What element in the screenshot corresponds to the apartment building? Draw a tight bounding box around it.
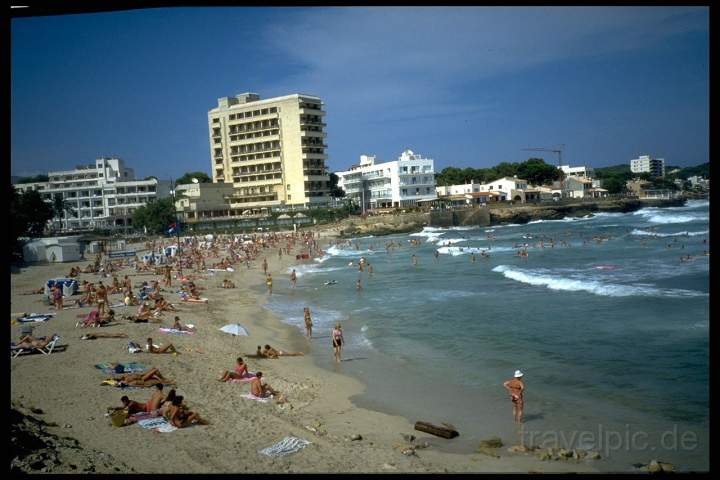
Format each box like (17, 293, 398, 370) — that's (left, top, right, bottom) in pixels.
(335, 149, 436, 210)
(630, 155, 665, 177)
(208, 92, 331, 209)
(174, 182, 237, 223)
(13, 157, 171, 231)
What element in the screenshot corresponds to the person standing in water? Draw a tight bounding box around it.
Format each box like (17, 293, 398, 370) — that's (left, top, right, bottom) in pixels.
(290, 269, 297, 289)
(262, 258, 268, 275)
(303, 307, 313, 339)
(434, 250, 439, 262)
(332, 323, 344, 362)
(412, 254, 418, 266)
(503, 370, 525, 424)
(356, 278, 362, 291)
(266, 274, 273, 295)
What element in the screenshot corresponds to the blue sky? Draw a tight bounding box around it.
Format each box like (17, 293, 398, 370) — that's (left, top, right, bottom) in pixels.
(11, 6, 709, 179)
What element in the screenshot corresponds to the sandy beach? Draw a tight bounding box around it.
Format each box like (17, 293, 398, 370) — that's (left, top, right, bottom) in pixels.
(10, 230, 599, 473)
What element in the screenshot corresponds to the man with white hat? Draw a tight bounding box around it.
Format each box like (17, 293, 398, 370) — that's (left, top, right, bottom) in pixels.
(503, 370, 525, 424)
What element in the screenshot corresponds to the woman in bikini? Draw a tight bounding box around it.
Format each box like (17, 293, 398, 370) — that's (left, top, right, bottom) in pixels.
(218, 357, 251, 382)
(332, 323, 344, 363)
(304, 307, 313, 339)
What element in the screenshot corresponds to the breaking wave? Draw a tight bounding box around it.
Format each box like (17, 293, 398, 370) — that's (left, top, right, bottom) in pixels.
(492, 265, 707, 298)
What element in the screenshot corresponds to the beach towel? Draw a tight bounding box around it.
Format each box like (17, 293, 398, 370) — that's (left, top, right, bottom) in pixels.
(95, 362, 147, 374)
(258, 436, 311, 457)
(137, 417, 177, 433)
(109, 302, 126, 308)
(181, 297, 209, 304)
(229, 372, 257, 383)
(241, 393, 272, 403)
(129, 410, 161, 423)
(159, 328, 195, 336)
(16, 312, 54, 323)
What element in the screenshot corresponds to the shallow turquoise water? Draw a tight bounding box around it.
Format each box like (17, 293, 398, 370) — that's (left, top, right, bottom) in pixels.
(264, 200, 709, 470)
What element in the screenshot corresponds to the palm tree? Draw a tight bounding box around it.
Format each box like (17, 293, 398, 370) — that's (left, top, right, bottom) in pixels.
(52, 195, 75, 231)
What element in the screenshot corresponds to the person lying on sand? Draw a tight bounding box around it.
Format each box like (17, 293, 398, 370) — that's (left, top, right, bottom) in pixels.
(81, 332, 128, 340)
(146, 337, 178, 354)
(110, 368, 174, 387)
(262, 344, 304, 358)
(147, 383, 166, 412)
(218, 357, 250, 382)
(20, 287, 45, 295)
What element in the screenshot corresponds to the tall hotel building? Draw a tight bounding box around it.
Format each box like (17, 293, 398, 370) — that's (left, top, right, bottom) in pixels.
(208, 92, 331, 209)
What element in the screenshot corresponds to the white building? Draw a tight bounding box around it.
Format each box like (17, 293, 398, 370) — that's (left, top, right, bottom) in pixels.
(436, 176, 529, 202)
(12, 157, 171, 232)
(335, 149, 436, 210)
(559, 164, 595, 179)
(630, 155, 665, 177)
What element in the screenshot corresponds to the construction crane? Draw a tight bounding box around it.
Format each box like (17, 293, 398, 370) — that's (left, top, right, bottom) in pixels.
(522, 144, 566, 194)
(522, 145, 565, 169)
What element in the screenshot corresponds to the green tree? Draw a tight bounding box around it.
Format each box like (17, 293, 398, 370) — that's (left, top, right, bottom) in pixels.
(17, 174, 49, 184)
(132, 197, 177, 235)
(515, 158, 562, 185)
(328, 173, 346, 197)
(10, 186, 55, 254)
(601, 177, 627, 195)
(175, 172, 212, 185)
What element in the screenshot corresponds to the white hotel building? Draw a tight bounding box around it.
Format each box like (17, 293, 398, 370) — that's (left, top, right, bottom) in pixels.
(13, 157, 171, 231)
(436, 176, 529, 201)
(630, 155, 665, 177)
(335, 149, 436, 210)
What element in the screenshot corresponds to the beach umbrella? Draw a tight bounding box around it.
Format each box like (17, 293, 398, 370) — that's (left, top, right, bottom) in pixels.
(219, 323, 249, 336)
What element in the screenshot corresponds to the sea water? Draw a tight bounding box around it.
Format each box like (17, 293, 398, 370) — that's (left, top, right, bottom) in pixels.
(263, 200, 709, 471)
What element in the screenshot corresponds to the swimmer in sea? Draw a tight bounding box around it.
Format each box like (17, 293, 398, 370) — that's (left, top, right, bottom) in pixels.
(411, 254, 418, 266)
(356, 279, 362, 291)
(434, 250, 439, 262)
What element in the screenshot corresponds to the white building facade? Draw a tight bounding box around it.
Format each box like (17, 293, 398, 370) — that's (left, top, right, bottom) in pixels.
(336, 149, 436, 209)
(630, 155, 665, 177)
(559, 164, 595, 179)
(12, 157, 171, 231)
(436, 176, 529, 202)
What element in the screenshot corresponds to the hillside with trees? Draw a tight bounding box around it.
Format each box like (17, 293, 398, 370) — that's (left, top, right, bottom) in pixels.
(435, 158, 562, 187)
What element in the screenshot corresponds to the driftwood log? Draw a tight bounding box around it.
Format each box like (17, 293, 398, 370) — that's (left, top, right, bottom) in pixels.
(414, 421, 459, 439)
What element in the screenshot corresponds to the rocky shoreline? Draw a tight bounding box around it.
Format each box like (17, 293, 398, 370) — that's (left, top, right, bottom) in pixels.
(10, 402, 135, 474)
(333, 198, 685, 238)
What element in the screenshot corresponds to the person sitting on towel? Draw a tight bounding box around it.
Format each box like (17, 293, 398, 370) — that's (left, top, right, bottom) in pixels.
(250, 372, 280, 399)
(171, 316, 193, 332)
(165, 396, 209, 428)
(146, 337, 178, 354)
(146, 383, 165, 412)
(135, 302, 153, 322)
(218, 357, 250, 382)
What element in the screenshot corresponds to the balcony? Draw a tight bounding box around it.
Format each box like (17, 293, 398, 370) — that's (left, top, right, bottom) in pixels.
(304, 174, 329, 182)
(302, 153, 328, 160)
(299, 107, 326, 116)
(300, 130, 326, 138)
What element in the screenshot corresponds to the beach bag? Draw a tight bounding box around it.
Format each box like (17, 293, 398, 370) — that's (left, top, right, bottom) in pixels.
(128, 341, 142, 354)
(110, 409, 128, 427)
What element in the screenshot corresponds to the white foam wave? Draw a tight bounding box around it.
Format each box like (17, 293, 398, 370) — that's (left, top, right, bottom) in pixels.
(437, 246, 515, 256)
(288, 264, 345, 277)
(633, 208, 708, 224)
(326, 246, 375, 257)
(448, 226, 476, 231)
(485, 229, 495, 233)
(491, 265, 707, 298)
(630, 229, 708, 238)
(410, 227, 447, 237)
(435, 238, 467, 245)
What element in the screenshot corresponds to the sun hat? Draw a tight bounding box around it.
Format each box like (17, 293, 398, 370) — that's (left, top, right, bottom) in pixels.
(514, 370, 524, 378)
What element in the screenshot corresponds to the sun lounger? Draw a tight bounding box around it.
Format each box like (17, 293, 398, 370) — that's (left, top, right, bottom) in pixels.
(10, 334, 61, 357)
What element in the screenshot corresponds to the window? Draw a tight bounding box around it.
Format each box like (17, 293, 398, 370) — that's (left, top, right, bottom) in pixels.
(402, 189, 407, 195)
(288, 194, 292, 200)
(287, 184, 291, 190)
